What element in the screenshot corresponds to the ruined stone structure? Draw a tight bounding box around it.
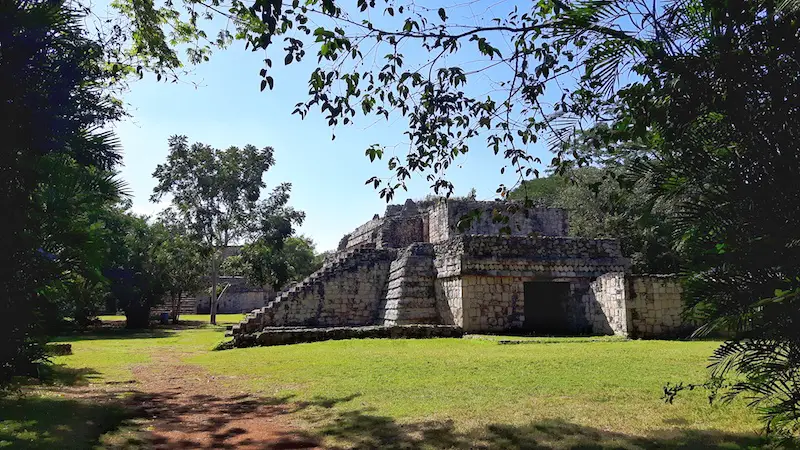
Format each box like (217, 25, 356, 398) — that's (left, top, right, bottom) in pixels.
(150, 276, 275, 317)
(230, 199, 689, 345)
(197, 276, 275, 314)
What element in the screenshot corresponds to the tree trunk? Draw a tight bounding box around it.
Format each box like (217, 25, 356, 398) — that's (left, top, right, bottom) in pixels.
(170, 291, 177, 323)
(210, 250, 218, 325)
(172, 291, 182, 324)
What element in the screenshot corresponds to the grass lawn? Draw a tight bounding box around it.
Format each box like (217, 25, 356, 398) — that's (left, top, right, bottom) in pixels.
(2, 325, 779, 449)
(98, 313, 245, 324)
(190, 337, 758, 437)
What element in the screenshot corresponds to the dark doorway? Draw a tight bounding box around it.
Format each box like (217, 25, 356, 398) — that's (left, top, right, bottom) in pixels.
(523, 282, 572, 334)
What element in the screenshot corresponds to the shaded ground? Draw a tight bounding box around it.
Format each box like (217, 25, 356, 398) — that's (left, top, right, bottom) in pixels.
(4, 380, 774, 449)
(3, 321, 318, 450)
(124, 353, 319, 449)
(2, 322, 787, 449)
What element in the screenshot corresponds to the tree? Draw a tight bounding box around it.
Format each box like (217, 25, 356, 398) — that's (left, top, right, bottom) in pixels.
(509, 166, 680, 274)
(105, 211, 173, 329)
(151, 136, 304, 324)
(97, 0, 665, 198)
(1, 0, 124, 382)
(152, 215, 207, 323)
(558, 2, 800, 437)
(222, 235, 323, 290)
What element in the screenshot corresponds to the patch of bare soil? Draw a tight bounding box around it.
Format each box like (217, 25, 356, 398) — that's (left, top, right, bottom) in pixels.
(125, 354, 321, 449)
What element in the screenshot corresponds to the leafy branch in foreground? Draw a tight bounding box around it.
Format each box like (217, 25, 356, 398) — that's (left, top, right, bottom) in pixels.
(96, 0, 666, 198)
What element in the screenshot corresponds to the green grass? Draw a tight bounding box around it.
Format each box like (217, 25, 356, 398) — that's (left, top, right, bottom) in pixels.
(4, 327, 778, 449)
(98, 314, 245, 324)
(49, 327, 228, 383)
(189, 338, 759, 437)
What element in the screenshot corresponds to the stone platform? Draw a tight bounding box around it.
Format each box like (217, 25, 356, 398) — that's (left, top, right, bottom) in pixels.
(229, 324, 463, 348)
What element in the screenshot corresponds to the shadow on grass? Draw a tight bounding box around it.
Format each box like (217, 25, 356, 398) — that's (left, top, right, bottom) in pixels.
(51, 318, 230, 343)
(120, 390, 320, 449)
(125, 389, 784, 450)
(37, 365, 104, 386)
(6, 361, 788, 450)
(4, 386, 786, 450)
(313, 408, 781, 450)
(0, 395, 134, 450)
(50, 328, 178, 342)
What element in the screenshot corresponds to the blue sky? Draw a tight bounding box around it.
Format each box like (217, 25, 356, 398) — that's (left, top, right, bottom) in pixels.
(112, 1, 557, 251)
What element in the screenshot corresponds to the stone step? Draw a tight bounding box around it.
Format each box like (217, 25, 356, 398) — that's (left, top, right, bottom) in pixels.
(230, 247, 399, 337)
(232, 325, 463, 348)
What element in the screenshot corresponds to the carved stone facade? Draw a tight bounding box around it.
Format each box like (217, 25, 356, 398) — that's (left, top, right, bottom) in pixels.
(231, 199, 688, 345)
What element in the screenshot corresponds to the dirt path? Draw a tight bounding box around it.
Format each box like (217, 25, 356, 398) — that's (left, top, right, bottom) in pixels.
(122, 353, 320, 449)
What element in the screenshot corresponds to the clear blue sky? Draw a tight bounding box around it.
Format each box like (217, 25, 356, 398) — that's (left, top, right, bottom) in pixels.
(112, 1, 556, 251)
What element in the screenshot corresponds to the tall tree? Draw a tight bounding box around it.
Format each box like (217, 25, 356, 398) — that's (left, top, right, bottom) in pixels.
(1, 0, 123, 382)
(562, 2, 800, 437)
(36, 155, 127, 329)
(151, 136, 304, 324)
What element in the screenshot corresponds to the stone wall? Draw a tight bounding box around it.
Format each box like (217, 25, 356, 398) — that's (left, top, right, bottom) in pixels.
(151, 297, 198, 316)
(437, 272, 688, 336)
(430, 235, 630, 334)
(429, 200, 569, 243)
(195, 277, 274, 314)
(379, 243, 438, 325)
(441, 235, 630, 279)
(455, 234, 624, 260)
(628, 275, 688, 338)
(217, 277, 273, 313)
(586, 273, 629, 336)
(378, 216, 425, 249)
(427, 200, 451, 243)
(269, 255, 393, 327)
(434, 277, 463, 326)
(457, 276, 602, 333)
(338, 217, 384, 250)
(459, 275, 525, 332)
(339, 199, 571, 250)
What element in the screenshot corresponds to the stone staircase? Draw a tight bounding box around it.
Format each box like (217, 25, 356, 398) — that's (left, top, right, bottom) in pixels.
(229, 246, 397, 338)
(378, 243, 439, 325)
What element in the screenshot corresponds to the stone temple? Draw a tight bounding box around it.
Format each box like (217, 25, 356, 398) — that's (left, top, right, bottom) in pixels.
(230, 199, 687, 346)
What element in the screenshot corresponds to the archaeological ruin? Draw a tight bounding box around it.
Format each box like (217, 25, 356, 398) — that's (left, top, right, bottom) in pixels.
(229, 199, 689, 346)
